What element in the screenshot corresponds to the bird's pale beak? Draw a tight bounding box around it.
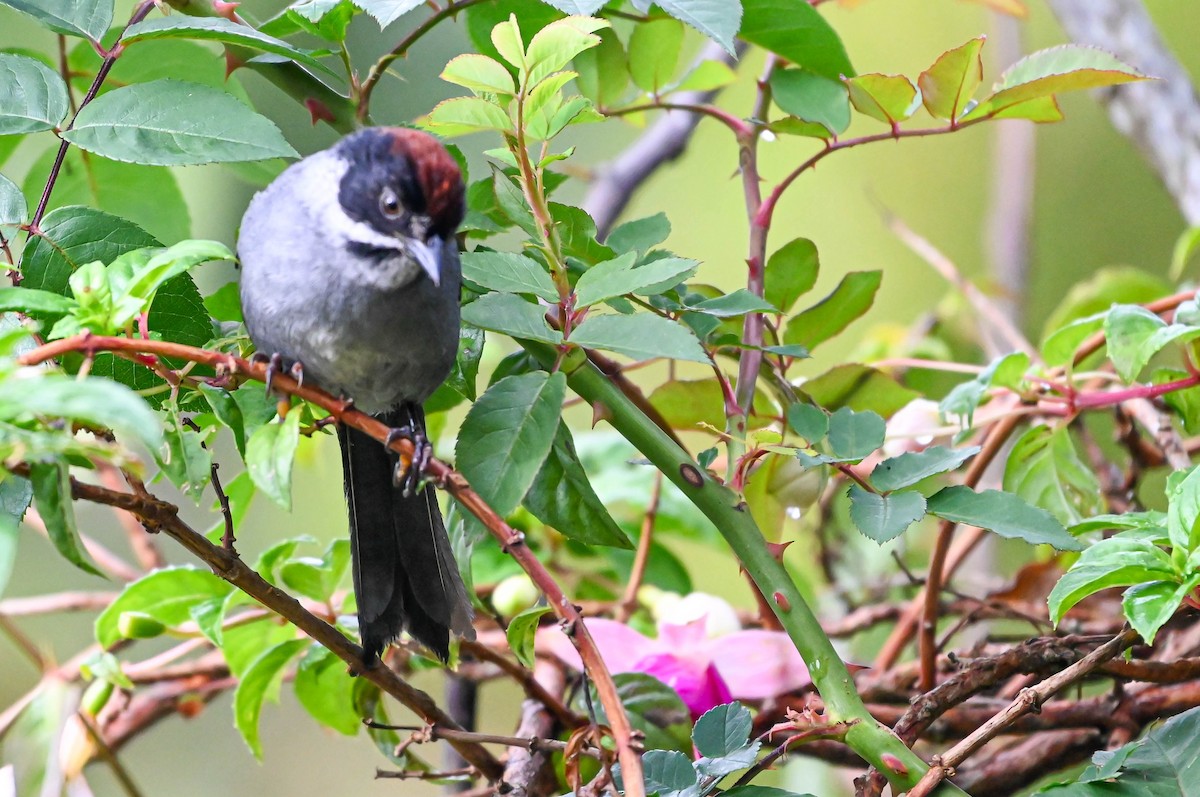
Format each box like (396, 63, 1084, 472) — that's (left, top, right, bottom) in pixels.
(407, 238, 441, 286)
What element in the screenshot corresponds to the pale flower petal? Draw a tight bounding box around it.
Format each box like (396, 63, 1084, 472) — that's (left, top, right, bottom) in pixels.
(656, 592, 742, 637)
(702, 630, 811, 700)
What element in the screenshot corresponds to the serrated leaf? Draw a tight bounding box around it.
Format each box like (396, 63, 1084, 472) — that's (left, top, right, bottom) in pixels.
(740, 0, 852, 79)
(294, 644, 361, 735)
(570, 313, 708, 363)
(280, 539, 350, 603)
(692, 702, 752, 758)
(573, 26, 628, 106)
(783, 270, 881, 351)
(506, 604, 551, 667)
(687, 290, 778, 317)
(628, 18, 684, 94)
(122, 16, 337, 78)
(1003, 425, 1102, 526)
(95, 566, 231, 647)
(919, 37, 984, 121)
(0, 372, 164, 452)
(456, 371, 565, 515)
(606, 213, 670, 255)
(354, 0, 425, 27)
(964, 45, 1148, 121)
(769, 69, 850, 137)
(461, 251, 558, 301)
(441, 53, 516, 95)
(826, 406, 885, 461)
(234, 638, 309, 759)
(0, 53, 69, 134)
(847, 73, 920, 125)
(524, 422, 632, 548)
(0, 0, 112, 40)
(655, 0, 740, 54)
(461, 292, 562, 344)
(696, 742, 761, 778)
(62, 80, 297, 165)
(1123, 579, 1193, 645)
(1104, 304, 1200, 383)
(524, 16, 608, 88)
(870, 445, 979, 492)
(1166, 465, 1200, 553)
(1047, 537, 1175, 623)
(577, 256, 697, 307)
(29, 461, 99, 576)
(245, 409, 301, 510)
(928, 486, 1083, 551)
(848, 485, 926, 543)
(0, 476, 30, 595)
(764, 238, 818, 313)
(641, 749, 700, 797)
(786, 403, 828, 443)
(0, 173, 25, 227)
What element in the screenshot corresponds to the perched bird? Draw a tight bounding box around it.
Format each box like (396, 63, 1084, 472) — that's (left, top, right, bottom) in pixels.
(237, 127, 475, 661)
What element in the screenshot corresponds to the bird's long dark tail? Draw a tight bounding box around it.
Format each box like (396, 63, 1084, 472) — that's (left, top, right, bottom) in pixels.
(337, 404, 474, 662)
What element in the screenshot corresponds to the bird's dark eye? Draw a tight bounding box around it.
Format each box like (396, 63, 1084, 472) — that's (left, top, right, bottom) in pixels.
(379, 187, 402, 218)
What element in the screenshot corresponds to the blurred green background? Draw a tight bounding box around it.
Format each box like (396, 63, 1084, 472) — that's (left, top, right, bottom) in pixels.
(1, 0, 1196, 794)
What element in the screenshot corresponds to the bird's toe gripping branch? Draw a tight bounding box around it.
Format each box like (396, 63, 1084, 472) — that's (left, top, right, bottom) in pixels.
(385, 422, 433, 497)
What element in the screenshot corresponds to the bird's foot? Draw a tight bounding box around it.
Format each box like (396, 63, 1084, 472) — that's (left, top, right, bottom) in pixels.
(386, 424, 432, 498)
(252, 352, 305, 397)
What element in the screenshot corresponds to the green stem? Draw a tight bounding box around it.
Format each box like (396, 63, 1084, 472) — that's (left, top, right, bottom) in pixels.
(528, 345, 963, 795)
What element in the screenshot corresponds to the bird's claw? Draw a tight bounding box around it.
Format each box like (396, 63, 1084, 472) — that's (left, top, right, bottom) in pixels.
(254, 352, 304, 397)
(386, 425, 432, 497)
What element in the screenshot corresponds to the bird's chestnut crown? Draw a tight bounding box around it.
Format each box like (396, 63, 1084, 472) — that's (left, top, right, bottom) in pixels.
(335, 128, 465, 242)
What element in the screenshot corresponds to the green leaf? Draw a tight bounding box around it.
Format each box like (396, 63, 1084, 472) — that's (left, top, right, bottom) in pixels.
(783, 271, 881, 351)
(654, 0, 740, 55)
(628, 18, 684, 94)
(740, 0, 853, 79)
(234, 638, 309, 759)
(640, 749, 699, 796)
(506, 604, 551, 667)
(606, 213, 670, 255)
(159, 412, 213, 503)
(991, 95, 1063, 123)
(204, 281, 243, 323)
(461, 292, 562, 345)
(0, 476, 29, 596)
(723, 788, 816, 797)
(29, 461, 99, 576)
(122, 16, 337, 78)
(62, 80, 298, 165)
(21, 147, 191, 243)
(696, 741, 760, 778)
(826, 406, 885, 461)
(426, 96, 514, 137)
(579, 256, 698, 307)
(674, 60, 737, 93)
(354, 0, 426, 28)
(871, 445, 980, 492)
(919, 37, 984, 121)
(1166, 465, 1200, 553)
(1169, 226, 1200, 282)
(441, 53, 516, 95)
(0, 373, 164, 452)
(692, 702, 751, 758)
(1104, 304, 1200, 383)
(95, 566, 231, 647)
(764, 238, 819, 313)
(687, 290, 778, 317)
(524, 422, 632, 547)
(280, 539, 350, 603)
(570, 313, 709, 363)
(650, 378, 775, 432)
(1041, 311, 1105, 367)
(0, 287, 74, 314)
(456, 371, 565, 515)
(1123, 579, 1194, 645)
(199, 383, 248, 456)
(1003, 425, 1102, 526)
(0, 173, 24, 227)
(579, 671, 691, 753)
(848, 486, 927, 543)
(573, 27, 628, 107)
(0, 0, 112, 40)
(769, 69, 850, 137)
(0, 53, 69, 134)
(939, 351, 1031, 426)
(245, 409, 301, 510)
(524, 16, 608, 88)
(964, 45, 1148, 121)
(1157, 368, 1200, 435)
(928, 486, 1084, 551)
(461, 251, 558, 301)
(786, 403, 828, 443)
(846, 73, 920, 125)
(294, 644, 361, 735)
(1047, 537, 1176, 623)
(467, 2, 562, 68)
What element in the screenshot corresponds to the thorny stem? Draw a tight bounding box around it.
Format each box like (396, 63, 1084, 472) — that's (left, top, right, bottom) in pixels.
(356, 0, 488, 123)
(27, 0, 157, 247)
